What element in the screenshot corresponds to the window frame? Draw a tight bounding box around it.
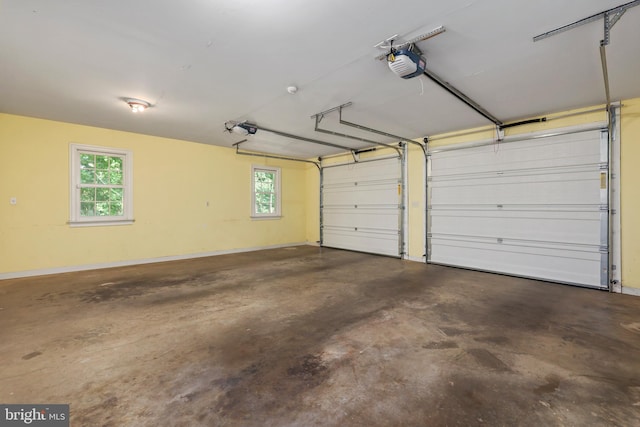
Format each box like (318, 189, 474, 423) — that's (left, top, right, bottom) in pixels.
(69, 143, 134, 227)
(251, 165, 281, 219)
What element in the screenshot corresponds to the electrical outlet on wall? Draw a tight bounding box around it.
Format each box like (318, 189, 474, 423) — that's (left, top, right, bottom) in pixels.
(10, 197, 17, 205)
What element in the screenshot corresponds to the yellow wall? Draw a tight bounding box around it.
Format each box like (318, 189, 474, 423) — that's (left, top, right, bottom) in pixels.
(406, 143, 426, 260)
(620, 99, 640, 290)
(0, 114, 311, 275)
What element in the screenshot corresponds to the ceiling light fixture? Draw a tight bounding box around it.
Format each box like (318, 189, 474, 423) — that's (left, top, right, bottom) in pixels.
(125, 98, 151, 113)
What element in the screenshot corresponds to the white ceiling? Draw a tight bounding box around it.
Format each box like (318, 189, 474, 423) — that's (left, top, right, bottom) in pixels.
(1, 0, 638, 158)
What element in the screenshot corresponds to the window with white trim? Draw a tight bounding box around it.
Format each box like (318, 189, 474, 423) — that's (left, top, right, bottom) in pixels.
(251, 165, 281, 218)
(69, 144, 133, 226)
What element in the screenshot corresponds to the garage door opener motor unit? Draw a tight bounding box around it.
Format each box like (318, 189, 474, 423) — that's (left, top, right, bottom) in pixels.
(388, 47, 425, 79)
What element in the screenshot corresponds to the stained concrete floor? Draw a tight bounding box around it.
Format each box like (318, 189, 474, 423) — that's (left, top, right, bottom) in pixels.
(1, 246, 640, 426)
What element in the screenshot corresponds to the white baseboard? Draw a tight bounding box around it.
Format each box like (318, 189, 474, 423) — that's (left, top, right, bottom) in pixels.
(621, 286, 640, 297)
(0, 242, 313, 280)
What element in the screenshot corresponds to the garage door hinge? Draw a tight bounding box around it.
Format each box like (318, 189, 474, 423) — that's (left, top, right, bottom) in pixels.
(600, 204, 608, 211)
(599, 163, 608, 171)
(611, 209, 617, 214)
(600, 245, 608, 253)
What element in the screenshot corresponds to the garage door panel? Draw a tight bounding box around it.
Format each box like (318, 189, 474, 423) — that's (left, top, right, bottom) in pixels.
(431, 170, 602, 205)
(323, 183, 399, 206)
(324, 208, 399, 230)
(431, 165, 600, 187)
(428, 127, 608, 289)
(432, 135, 601, 176)
(430, 237, 602, 287)
(323, 227, 399, 257)
(436, 153, 601, 177)
(430, 210, 601, 244)
(323, 160, 399, 183)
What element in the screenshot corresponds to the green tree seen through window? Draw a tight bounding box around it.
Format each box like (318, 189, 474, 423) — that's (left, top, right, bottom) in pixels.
(254, 170, 276, 214)
(79, 153, 125, 216)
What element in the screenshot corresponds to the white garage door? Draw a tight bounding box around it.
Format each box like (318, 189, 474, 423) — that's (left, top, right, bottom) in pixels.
(322, 157, 403, 257)
(428, 127, 609, 289)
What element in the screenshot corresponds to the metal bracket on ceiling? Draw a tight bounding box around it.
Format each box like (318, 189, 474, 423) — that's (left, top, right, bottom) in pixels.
(532, 1, 639, 112)
(533, 0, 640, 44)
(374, 26, 446, 61)
(598, 5, 631, 108)
(603, 8, 627, 45)
(350, 150, 359, 163)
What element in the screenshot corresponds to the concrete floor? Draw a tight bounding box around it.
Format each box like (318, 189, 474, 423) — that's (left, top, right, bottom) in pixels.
(1, 246, 640, 426)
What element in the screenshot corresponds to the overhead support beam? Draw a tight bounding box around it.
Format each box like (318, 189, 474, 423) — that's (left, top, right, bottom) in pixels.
(248, 123, 353, 151)
(334, 105, 427, 165)
(233, 140, 321, 169)
(422, 69, 503, 127)
(337, 104, 417, 144)
(600, 44, 612, 109)
(312, 108, 402, 156)
(533, 0, 640, 44)
(337, 104, 428, 158)
(315, 103, 426, 166)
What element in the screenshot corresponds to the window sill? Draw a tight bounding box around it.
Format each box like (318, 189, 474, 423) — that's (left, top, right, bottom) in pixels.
(250, 216, 282, 221)
(68, 219, 135, 227)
